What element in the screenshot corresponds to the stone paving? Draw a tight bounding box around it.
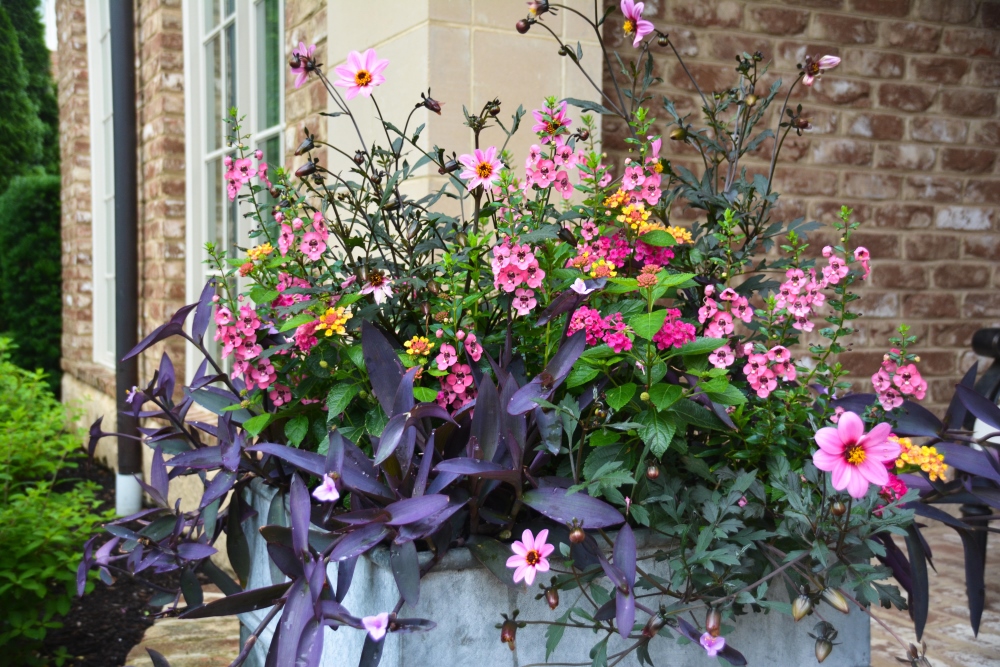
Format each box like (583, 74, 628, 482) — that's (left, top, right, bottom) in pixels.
(126, 518, 999, 667)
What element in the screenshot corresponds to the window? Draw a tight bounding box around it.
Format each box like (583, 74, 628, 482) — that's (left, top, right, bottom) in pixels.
(183, 0, 284, 371)
(86, 0, 115, 369)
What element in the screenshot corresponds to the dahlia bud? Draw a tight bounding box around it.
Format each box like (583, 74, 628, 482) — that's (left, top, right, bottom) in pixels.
(294, 136, 314, 156)
(569, 527, 586, 544)
(488, 101, 501, 117)
(438, 159, 460, 174)
(454, 232, 468, 247)
(353, 150, 366, 166)
(815, 638, 833, 663)
(500, 619, 517, 650)
(705, 607, 722, 638)
(821, 588, 850, 614)
(792, 595, 813, 622)
(657, 34, 669, 47)
(641, 614, 665, 638)
(515, 19, 531, 34)
(268, 186, 281, 199)
(557, 227, 578, 247)
(545, 587, 559, 610)
(426, 280, 441, 295)
(295, 161, 317, 178)
(288, 53, 302, 69)
(830, 501, 847, 517)
(646, 465, 660, 480)
(745, 94, 758, 107)
(421, 301, 431, 316)
(577, 129, 590, 141)
(669, 127, 687, 141)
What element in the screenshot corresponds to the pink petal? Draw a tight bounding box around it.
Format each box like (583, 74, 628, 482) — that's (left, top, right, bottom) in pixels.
(344, 86, 360, 101)
(814, 426, 845, 455)
(620, 0, 634, 17)
(830, 459, 852, 492)
(818, 55, 841, 69)
(864, 440, 901, 464)
(802, 74, 814, 86)
(523, 565, 537, 586)
(535, 529, 549, 548)
(363, 48, 376, 71)
(334, 64, 355, 79)
(521, 529, 535, 552)
(539, 543, 555, 558)
(511, 541, 528, 556)
(846, 469, 871, 499)
(812, 448, 841, 472)
(347, 50, 363, 71)
(370, 74, 386, 87)
(506, 554, 525, 568)
(859, 422, 893, 449)
(512, 564, 528, 583)
(371, 58, 390, 75)
(534, 558, 550, 573)
(857, 458, 889, 487)
(633, 2, 645, 18)
(837, 411, 864, 446)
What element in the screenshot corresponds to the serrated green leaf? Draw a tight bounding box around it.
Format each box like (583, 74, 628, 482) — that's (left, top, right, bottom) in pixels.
(366, 407, 388, 437)
(345, 344, 365, 369)
(566, 364, 600, 388)
(242, 413, 272, 438)
(588, 429, 620, 447)
(414, 387, 438, 403)
(278, 312, 317, 332)
(705, 385, 747, 406)
(326, 384, 360, 421)
(604, 278, 639, 294)
(249, 286, 279, 304)
(674, 337, 728, 357)
(670, 399, 725, 431)
(628, 310, 669, 340)
(605, 383, 636, 411)
(284, 415, 309, 447)
(638, 409, 676, 457)
(648, 384, 682, 411)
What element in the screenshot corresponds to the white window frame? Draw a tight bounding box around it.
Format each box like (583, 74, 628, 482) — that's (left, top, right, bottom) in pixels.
(183, 0, 285, 378)
(86, 0, 116, 369)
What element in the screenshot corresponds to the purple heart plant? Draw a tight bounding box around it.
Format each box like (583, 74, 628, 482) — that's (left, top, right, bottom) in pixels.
(80, 2, 984, 666)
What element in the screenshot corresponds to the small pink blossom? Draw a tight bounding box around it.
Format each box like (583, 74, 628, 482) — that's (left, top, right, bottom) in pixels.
(215, 306, 233, 327)
(236, 306, 260, 337)
(893, 363, 927, 399)
(465, 334, 483, 362)
(362, 612, 390, 641)
(312, 473, 340, 503)
(553, 170, 573, 199)
(812, 411, 899, 499)
(506, 529, 554, 586)
(300, 232, 326, 262)
(269, 384, 292, 407)
(446, 364, 474, 393)
(854, 247, 870, 280)
(333, 49, 389, 100)
(436, 343, 458, 371)
(360, 274, 394, 305)
(278, 224, 294, 256)
(708, 345, 735, 369)
(700, 632, 726, 657)
(513, 288, 537, 316)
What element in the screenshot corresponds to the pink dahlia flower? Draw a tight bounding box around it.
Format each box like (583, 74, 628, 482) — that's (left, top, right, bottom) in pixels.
(812, 411, 900, 499)
(333, 49, 389, 100)
(802, 55, 841, 86)
(290, 42, 316, 89)
(459, 146, 503, 191)
(506, 528, 554, 586)
(620, 0, 654, 48)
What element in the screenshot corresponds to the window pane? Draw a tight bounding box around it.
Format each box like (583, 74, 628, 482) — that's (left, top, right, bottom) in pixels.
(257, 0, 281, 130)
(256, 134, 281, 206)
(205, 0, 220, 31)
(225, 0, 235, 17)
(225, 23, 237, 121)
(207, 157, 224, 254)
(206, 35, 222, 151)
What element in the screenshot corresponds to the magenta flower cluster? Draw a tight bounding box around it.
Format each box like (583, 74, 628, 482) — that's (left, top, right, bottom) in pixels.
(872, 351, 927, 410)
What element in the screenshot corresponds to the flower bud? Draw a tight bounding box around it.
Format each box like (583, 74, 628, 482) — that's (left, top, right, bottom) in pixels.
(569, 527, 586, 544)
(639, 391, 650, 402)
(792, 595, 813, 622)
(422, 95, 443, 115)
(353, 150, 366, 166)
(500, 619, 517, 650)
(641, 614, 665, 638)
(295, 161, 317, 178)
(557, 227, 578, 247)
(488, 101, 501, 117)
(421, 301, 431, 316)
(294, 136, 314, 156)
(815, 638, 833, 663)
(705, 607, 722, 638)
(646, 465, 660, 480)
(577, 129, 590, 141)
(426, 280, 440, 295)
(745, 94, 758, 107)
(545, 587, 559, 610)
(830, 501, 847, 517)
(657, 34, 669, 47)
(288, 53, 302, 69)
(238, 262, 253, 277)
(454, 232, 468, 247)
(438, 159, 460, 174)
(319, 360, 329, 369)
(516, 19, 531, 34)
(669, 127, 687, 141)
(821, 588, 850, 615)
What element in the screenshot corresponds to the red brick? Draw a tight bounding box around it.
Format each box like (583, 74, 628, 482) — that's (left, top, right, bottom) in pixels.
(904, 234, 959, 260)
(909, 117, 968, 143)
(811, 138, 874, 166)
(941, 91, 997, 118)
(787, 0, 844, 7)
(873, 203, 934, 229)
(971, 62, 1000, 88)
(916, 0, 977, 23)
(849, 0, 912, 16)
(748, 6, 809, 35)
(882, 22, 942, 53)
(880, 83, 936, 112)
(669, 1, 743, 28)
(904, 175, 963, 202)
(941, 29, 1000, 58)
(773, 166, 839, 196)
(936, 206, 995, 230)
(842, 49, 905, 78)
(931, 322, 991, 348)
(984, 1, 1000, 29)
(843, 173, 902, 199)
(964, 235, 1000, 259)
(853, 231, 902, 258)
(668, 62, 733, 93)
(934, 265, 991, 289)
(973, 121, 1000, 147)
(709, 35, 774, 61)
(965, 180, 1000, 205)
(917, 351, 958, 376)
(903, 293, 960, 319)
(875, 144, 936, 170)
(846, 112, 905, 140)
(940, 148, 997, 174)
(812, 200, 873, 224)
(964, 294, 1000, 318)
(872, 263, 928, 289)
(811, 14, 878, 43)
(811, 78, 872, 106)
(910, 56, 970, 85)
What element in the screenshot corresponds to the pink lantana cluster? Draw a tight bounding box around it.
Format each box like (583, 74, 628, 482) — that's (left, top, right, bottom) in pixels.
(871, 350, 927, 410)
(224, 150, 270, 202)
(491, 237, 545, 316)
(567, 307, 633, 353)
(434, 331, 483, 411)
(742, 344, 797, 399)
(698, 285, 753, 339)
(651, 309, 696, 351)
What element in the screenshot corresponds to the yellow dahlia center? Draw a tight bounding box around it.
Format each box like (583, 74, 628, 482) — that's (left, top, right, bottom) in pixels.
(355, 69, 373, 86)
(525, 550, 540, 566)
(846, 445, 866, 466)
(623, 19, 635, 35)
(476, 162, 494, 179)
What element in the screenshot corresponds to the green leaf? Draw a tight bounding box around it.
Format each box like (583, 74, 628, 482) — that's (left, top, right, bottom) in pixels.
(638, 230, 676, 247)
(566, 364, 600, 388)
(648, 384, 682, 411)
(546, 610, 571, 660)
(242, 413, 272, 438)
(590, 636, 609, 667)
(344, 344, 365, 369)
(638, 410, 676, 457)
(564, 97, 616, 115)
(414, 387, 438, 403)
(674, 337, 728, 357)
(284, 415, 309, 447)
(660, 272, 697, 288)
(705, 384, 747, 406)
(249, 286, 279, 304)
(671, 399, 726, 431)
(337, 293, 365, 307)
(605, 383, 636, 411)
(628, 310, 669, 340)
(366, 407, 389, 437)
(278, 312, 316, 332)
(604, 278, 639, 294)
(326, 384, 360, 421)
(589, 429, 620, 447)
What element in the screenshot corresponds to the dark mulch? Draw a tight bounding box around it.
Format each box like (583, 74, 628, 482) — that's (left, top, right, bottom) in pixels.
(39, 458, 183, 667)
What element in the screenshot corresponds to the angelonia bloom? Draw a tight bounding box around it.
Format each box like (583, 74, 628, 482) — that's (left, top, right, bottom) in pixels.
(801, 55, 841, 86)
(459, 146, 503, 191)
(700, 632, 726, 658)
(362, 612, 390, 641)
(334, 49, 389, 100)
(506, 529, 554, 586)
(812, 411, 900, 499)
(312, 474, 340, 503)
(620, 0, 654, 48)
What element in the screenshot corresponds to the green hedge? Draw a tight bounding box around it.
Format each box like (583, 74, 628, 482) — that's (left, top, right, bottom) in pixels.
(0, 174, 61, 391)
(0, 338, 110, 664)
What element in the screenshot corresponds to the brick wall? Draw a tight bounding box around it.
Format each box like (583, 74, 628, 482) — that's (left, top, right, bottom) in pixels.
(285, 0, 327, 171)
(602, 0, 1000, 413)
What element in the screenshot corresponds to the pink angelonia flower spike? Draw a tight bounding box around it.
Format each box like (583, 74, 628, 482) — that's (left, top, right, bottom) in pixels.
(506, 529, 554, 586)
(812, 411, 900, 499)
(333, 49, 389, 100)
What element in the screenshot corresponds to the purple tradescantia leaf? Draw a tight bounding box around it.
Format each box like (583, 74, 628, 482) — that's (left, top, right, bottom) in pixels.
(336, 556, 358, 603)
(295, 620, 324, 667)
(413, 431, 436, 497)
(470, 377, 500, 461)
(326, 430, 347, 477)
(374, 413, 410, 466)
(935, 442, 1000, 484)
(156, 353, 176, 401)
(385, 495, 450, 526)
(409, 402, 457, 423)
(508, 331, 586, 415)
(150, 446, 169, 502)
(124, 304, 197, 361)
(393, 367, 418, 417)
(250, 443, 393, 499)
(87, 416, 106, 457)
(268, 543, 305, 579)
(176, 542, 217, 560)
(433, 458, 521, 485)
(191, 279, 217, 342)
(145, 648, 172, 667)
(250, 443, 324, 476)
(718, 644, 748, 666)
(329, 524, 390, 562)
(290, 474, 311, 556)
(321, 599, 361, 627)
(957, 384, 1000, 432)
(199, 470, 236, 510)
(390, 540, 421, 605)
(674, 615, 701, 642)
(390, 617, 436, 634)
(536, 289, 584, 327)
(361, 320, 405, 416)
(521, 487, 625, 528)
(613, 524, 636, 639)
(394, 498, 466, 542)
(276, 578, 313, 667)
(831, 394, 943, 437)
(179, 581, 293, 619)
(166, 446, 222, 470)
(945, 362, 979, 430)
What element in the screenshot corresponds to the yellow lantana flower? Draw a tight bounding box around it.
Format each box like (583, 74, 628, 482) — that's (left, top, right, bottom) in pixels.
(315, 307, 352, 337)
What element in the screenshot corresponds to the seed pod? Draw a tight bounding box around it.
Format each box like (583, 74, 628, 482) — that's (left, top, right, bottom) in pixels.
(821, 588, 850, 615)
(422, 96, 443, 115)
(500, 619, 517, 650)
(268, 186, 281, 199)
(420, 301, 431, 316)
(669, 127, 687, 141)
(657, 34, 669, 47)
(438, 159, 460, 175)
(830, 501, 847, 517)
(577, 129, 590, 141)
(294, 136, 314, 156)
(353, 150, 366, 166)
(815, 638, 833, 663)
(426, 280, 440, 295)
(488, 101, 501, 117)
(516, 19, 531, 33)
(454, 232, 468, 247)
(646, 465, 660, 481)
(705, 608, 722, 638)
(545, 587, 559, 610)
(641, 614, 665, 638)
(792, 595, 813, 622)
(569, 527, 586, 544)
(745, 94, 758, 107)
(295, 161, 316, 178)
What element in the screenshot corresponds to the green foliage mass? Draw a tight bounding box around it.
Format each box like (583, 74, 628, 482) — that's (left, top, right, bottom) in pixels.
(0, 4, 44, 193)
(0, 339, 110, 664)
